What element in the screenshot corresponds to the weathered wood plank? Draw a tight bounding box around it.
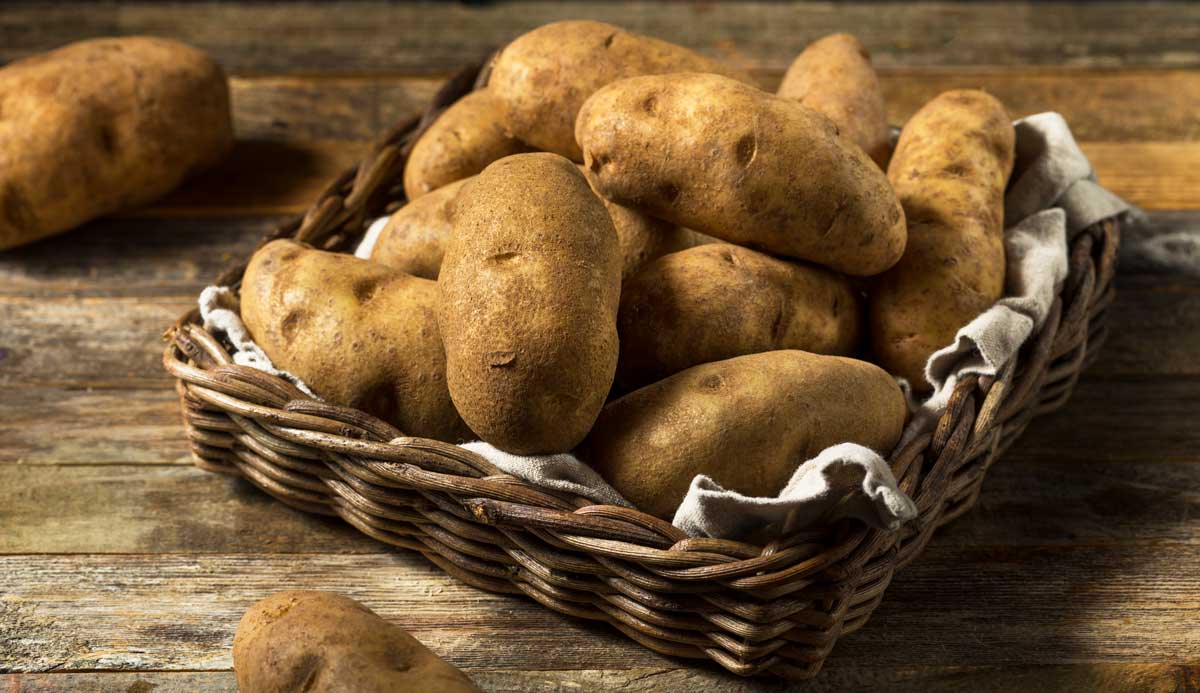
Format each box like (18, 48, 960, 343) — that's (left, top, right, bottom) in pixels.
(1012, 378, 1200, 464)
(2, 2, 1199, 72)
(4, 276, 1197, 387)
(0, 465, 379, 555)
(229, 76, 440, 143)
(880, 69, 1200, 143)
(0, 217, 275, 299)
(0, 389, 186, 465)
(0, 297, 187, 389)
(1, 459, 1195, 555)
(1083, 142, 1200, 211)
(0, 547, 1196, 672)
(5, 664, 1198, 693)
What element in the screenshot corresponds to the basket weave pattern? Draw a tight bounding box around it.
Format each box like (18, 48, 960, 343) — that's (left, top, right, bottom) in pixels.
(163, 64, 1120, 679)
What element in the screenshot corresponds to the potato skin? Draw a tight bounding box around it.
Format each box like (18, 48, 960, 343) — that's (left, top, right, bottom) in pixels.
(233, 591, 481, 693)
(403, 91, 528, 200)
(617, 244, 861, 389)
(778, 33, 890, 167)
(0, 37, 232, 251)
(372, 178, 470, 279)
(578, 165, 693, 281)
(438, 153, 622, 454)
(241, 240, 470, 442)
(489, 20, 752, 161)
(583, 351, 906, 520)
(870, 90, 1015, 390)
(577, 72, 906, 276)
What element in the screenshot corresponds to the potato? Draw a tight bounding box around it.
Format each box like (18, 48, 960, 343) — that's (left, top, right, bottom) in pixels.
(438, 153, 621, 454)
(578, 166, 693, 281)
(489, 20, 752, 161)
(617, 244, 861, 389)
(372, 178, 469, 279)
(403, 90, 528, 200)
(870, 90, 1015, 390)
(778, 33, 890, 168)
(241, 239, 470, 442)
(234, 591, 481, 693)
(576, 72, 906, 276)
(583, 350, 906, 520)
(0, 37, 232, 251)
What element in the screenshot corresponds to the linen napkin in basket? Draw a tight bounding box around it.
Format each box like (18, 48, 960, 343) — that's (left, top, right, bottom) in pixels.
(202, 112, 1137, 541)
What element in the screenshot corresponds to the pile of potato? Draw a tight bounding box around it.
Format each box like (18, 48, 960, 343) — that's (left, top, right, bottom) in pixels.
(242, 21, 1016, 520)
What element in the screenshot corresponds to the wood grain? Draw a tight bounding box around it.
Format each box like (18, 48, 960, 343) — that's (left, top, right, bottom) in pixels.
(0, 465, 380, 555)
(0, 389, 187, 465)
(1, 548, 1196, 672)
(5, 665, 1198, 693)
(0, 458, 1195, 555)
(2, 2, 1199, 73)
(0, 217, 275, 299)
(0, 297, 188, 389)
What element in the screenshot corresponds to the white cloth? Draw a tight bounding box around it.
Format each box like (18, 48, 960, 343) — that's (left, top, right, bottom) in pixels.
(354, 216, 390, 259)
(200, 111, 1137, 541)
(461, 442, 631, 508)
(672, 443, 917, 539)
(197, 286, 316, 397)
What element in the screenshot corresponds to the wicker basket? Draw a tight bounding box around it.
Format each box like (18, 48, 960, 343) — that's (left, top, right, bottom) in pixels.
(162, 62, 1121, 680)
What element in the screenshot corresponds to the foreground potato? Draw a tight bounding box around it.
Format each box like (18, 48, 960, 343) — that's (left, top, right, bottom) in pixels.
(234, 591, 481, 693)
(489, 20, 752, 160)
(403, 91, 528, 200)
(617, 245, 861, 388)
(0, 37, 232, 251)
(870, 90, 1015, 389)
(577, 72, 906, 276)
(778, 33, 890, 167)
(583, 351, 906, 520)
(241, 240, 470, 441)
(372, 178, 469, 279)
(439, 153, 622, 454)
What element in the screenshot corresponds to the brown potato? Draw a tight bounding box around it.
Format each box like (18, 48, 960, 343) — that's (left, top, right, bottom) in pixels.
(778, 33, 891, 167)
(372, 178, 470, 279)
(578, 165, 693, 281)
(0, 37, 232, 251)
(241, 239, 470, 442)
(234, 591, 481, 693)
(489, 20, 752, 161)
(583, 350, 906, 520)
(870, 90, 1015, 390)
(617, 244, 861, 389)
(403, 90, 528, 200)
(438, 153, 622, 454)
(576, 72, 906, 276)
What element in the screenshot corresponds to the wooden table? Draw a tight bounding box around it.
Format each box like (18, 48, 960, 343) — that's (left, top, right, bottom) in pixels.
(2, 3, 1198, 691)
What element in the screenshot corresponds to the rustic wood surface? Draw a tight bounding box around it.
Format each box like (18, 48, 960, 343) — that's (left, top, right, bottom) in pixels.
(1, 3, 1198, 691)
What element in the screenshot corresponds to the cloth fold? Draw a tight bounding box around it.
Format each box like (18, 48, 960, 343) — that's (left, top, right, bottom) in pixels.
(197, 111, 1142, 542)
(197, 287, 316, 397)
